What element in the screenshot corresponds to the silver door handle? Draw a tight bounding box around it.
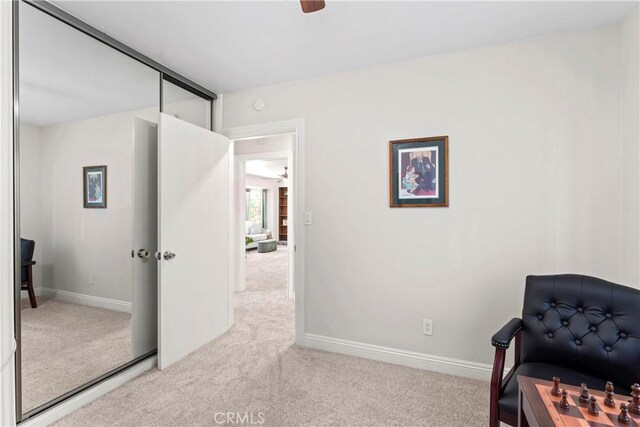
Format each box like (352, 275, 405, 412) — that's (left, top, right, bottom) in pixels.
(137, 249, 151, 259)
(163, 251, 176, 260)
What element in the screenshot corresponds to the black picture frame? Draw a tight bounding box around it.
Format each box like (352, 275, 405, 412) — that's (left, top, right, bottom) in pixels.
(83, 165, 107, 209)
(389, 136, 449, 208)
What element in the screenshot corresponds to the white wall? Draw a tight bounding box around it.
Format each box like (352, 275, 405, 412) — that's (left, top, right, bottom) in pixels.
(235, 133, 292, 155)
(621, 6, 640, 285)
(19, 125, 42, 290)
(222, 24, 637, 366)
(163, 97, 211, 130)
(28, 107, 158, 304)
(17, 98, 162, 307)
(38, 113, 134, 302)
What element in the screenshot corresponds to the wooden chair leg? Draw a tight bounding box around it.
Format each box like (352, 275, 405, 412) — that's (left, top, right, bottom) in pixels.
(27, 266, 37, 308)
(490, 347, 506, 427)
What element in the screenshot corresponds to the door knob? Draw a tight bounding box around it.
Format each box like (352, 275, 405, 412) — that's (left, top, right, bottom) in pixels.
(163, 251, 176, 260)
(137, 249, 151, 259)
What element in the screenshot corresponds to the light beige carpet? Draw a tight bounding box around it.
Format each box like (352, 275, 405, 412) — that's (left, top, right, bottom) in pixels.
(55, 246, 489, 426)
(21, 297, 131, 413)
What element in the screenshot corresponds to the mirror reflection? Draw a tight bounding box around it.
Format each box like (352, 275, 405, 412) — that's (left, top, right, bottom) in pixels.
(162, 79, 212, 130)
(19, 3, 159, 414)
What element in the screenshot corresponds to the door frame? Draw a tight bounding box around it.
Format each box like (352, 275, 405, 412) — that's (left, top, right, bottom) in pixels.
(235, 149, 293, 298)
(223, 120, 305, 345)
(0, 1, 17, 425)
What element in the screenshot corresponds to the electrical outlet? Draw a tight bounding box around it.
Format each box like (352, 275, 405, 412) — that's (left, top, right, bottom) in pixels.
(423, 319, 433, 336)
(88, 274, 95, 286)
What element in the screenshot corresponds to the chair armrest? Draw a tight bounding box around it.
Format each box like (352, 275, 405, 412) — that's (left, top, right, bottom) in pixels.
(491, 318, 522, 349)
(21, 260, 36, 266)
(489, 318, 522, 427)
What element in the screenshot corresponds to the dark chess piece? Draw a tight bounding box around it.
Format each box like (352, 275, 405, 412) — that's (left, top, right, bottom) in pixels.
(629, 383, 640, 415)
(619, 403, 631, 424)
(551, 377, 562, 397)
(579, 383, 590, 404)
(604, 381, 616, 408)
(559, 389, 570, 409)
(588, 396, 599, 416)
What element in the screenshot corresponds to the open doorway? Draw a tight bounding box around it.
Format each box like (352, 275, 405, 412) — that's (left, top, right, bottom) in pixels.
(232, 132, 295, 339)
(244, 157, 289, 294)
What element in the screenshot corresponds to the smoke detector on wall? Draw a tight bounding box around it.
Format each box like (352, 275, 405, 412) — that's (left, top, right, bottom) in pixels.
(253, 99, 265, 111)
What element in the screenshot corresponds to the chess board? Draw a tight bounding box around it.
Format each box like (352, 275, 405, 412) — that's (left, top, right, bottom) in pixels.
(535, 383, 640, 427)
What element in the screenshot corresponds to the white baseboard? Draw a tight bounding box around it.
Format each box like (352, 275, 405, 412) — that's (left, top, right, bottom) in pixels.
(302, 333, 494, 381)
(20, 356, 156, 427)
(40, 288, 131, 314)
(20, 287, 43, 298)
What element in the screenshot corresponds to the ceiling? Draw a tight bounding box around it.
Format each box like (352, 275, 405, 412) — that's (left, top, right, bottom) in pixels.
(52, 1, 637, 94)
(20, 3, 160, 126)
(20, 3, 198, 127)
(246, 159, 288, 180)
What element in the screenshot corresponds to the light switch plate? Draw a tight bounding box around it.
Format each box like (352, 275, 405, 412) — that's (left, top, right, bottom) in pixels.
(304, 211, 312, 225)
(423, 319, 433, 336)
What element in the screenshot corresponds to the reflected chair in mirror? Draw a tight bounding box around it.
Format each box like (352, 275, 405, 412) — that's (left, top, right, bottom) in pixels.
(489, 274, 640, 426)
(21, 238, 37, 308)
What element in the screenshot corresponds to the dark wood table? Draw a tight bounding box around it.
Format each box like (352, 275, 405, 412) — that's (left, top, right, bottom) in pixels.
(517, 375, 640, 427)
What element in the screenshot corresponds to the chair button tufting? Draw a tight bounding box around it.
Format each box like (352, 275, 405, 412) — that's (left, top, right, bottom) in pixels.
(605, 313, 612, 319)
(562, 320, 568, 326)
(575, 339, 581, 345)
(550, 302, 556, 307)
(577, 307, 583, 312)
(548, 333, 554, 338)
(590, 326, 597, 332)
(620, 332, 628, 338)
(605, 346, 612, 352)
(537, 314, 543, 320)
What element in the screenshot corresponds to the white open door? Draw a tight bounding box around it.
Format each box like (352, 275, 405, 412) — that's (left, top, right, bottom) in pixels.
(158, 113, 230, 369)
(132, 118, 158, 358)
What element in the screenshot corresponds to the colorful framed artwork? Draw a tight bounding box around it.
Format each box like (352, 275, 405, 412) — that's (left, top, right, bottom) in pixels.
(389, 136, 448, 208)
(83, 165, 107, 209)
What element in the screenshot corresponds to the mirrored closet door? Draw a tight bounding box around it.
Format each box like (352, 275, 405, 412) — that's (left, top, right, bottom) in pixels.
(17, 2, 160, 419)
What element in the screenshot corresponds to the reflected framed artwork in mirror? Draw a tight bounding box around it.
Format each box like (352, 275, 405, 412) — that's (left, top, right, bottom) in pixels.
(83, 165, 107, 208)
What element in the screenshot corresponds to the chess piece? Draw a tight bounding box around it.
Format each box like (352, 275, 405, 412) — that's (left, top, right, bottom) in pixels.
(588, 396, 599, 416)
(604, 381, 615, 408)
(629, 383, 640, 415)
(618, 403, 631, 424)
(579, 383, 590, 404)
(551, 377, 562, 397)
(559, 389, 570, 409)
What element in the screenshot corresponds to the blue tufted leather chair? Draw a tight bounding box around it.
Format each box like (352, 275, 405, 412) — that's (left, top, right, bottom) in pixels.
(489, 274, 640, 426)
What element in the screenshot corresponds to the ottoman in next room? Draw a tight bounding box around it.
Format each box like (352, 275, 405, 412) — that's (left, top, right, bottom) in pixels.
(257, 239, 277, 253)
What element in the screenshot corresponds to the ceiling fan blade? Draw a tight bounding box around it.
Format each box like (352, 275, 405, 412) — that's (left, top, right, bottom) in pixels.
(300, 0, 326, 14)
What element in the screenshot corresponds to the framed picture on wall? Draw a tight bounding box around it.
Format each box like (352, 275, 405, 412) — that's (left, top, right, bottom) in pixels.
(83, 165, 107, 209)
(389, 136, 448, 208)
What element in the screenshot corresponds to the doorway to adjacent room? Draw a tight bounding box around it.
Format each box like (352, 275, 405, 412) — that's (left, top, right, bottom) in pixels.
(230, 130, 299, 344)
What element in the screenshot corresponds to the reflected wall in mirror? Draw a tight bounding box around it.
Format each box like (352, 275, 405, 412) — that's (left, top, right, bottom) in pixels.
(162, 79, 212, 130)
(18, 2, 159, 415)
